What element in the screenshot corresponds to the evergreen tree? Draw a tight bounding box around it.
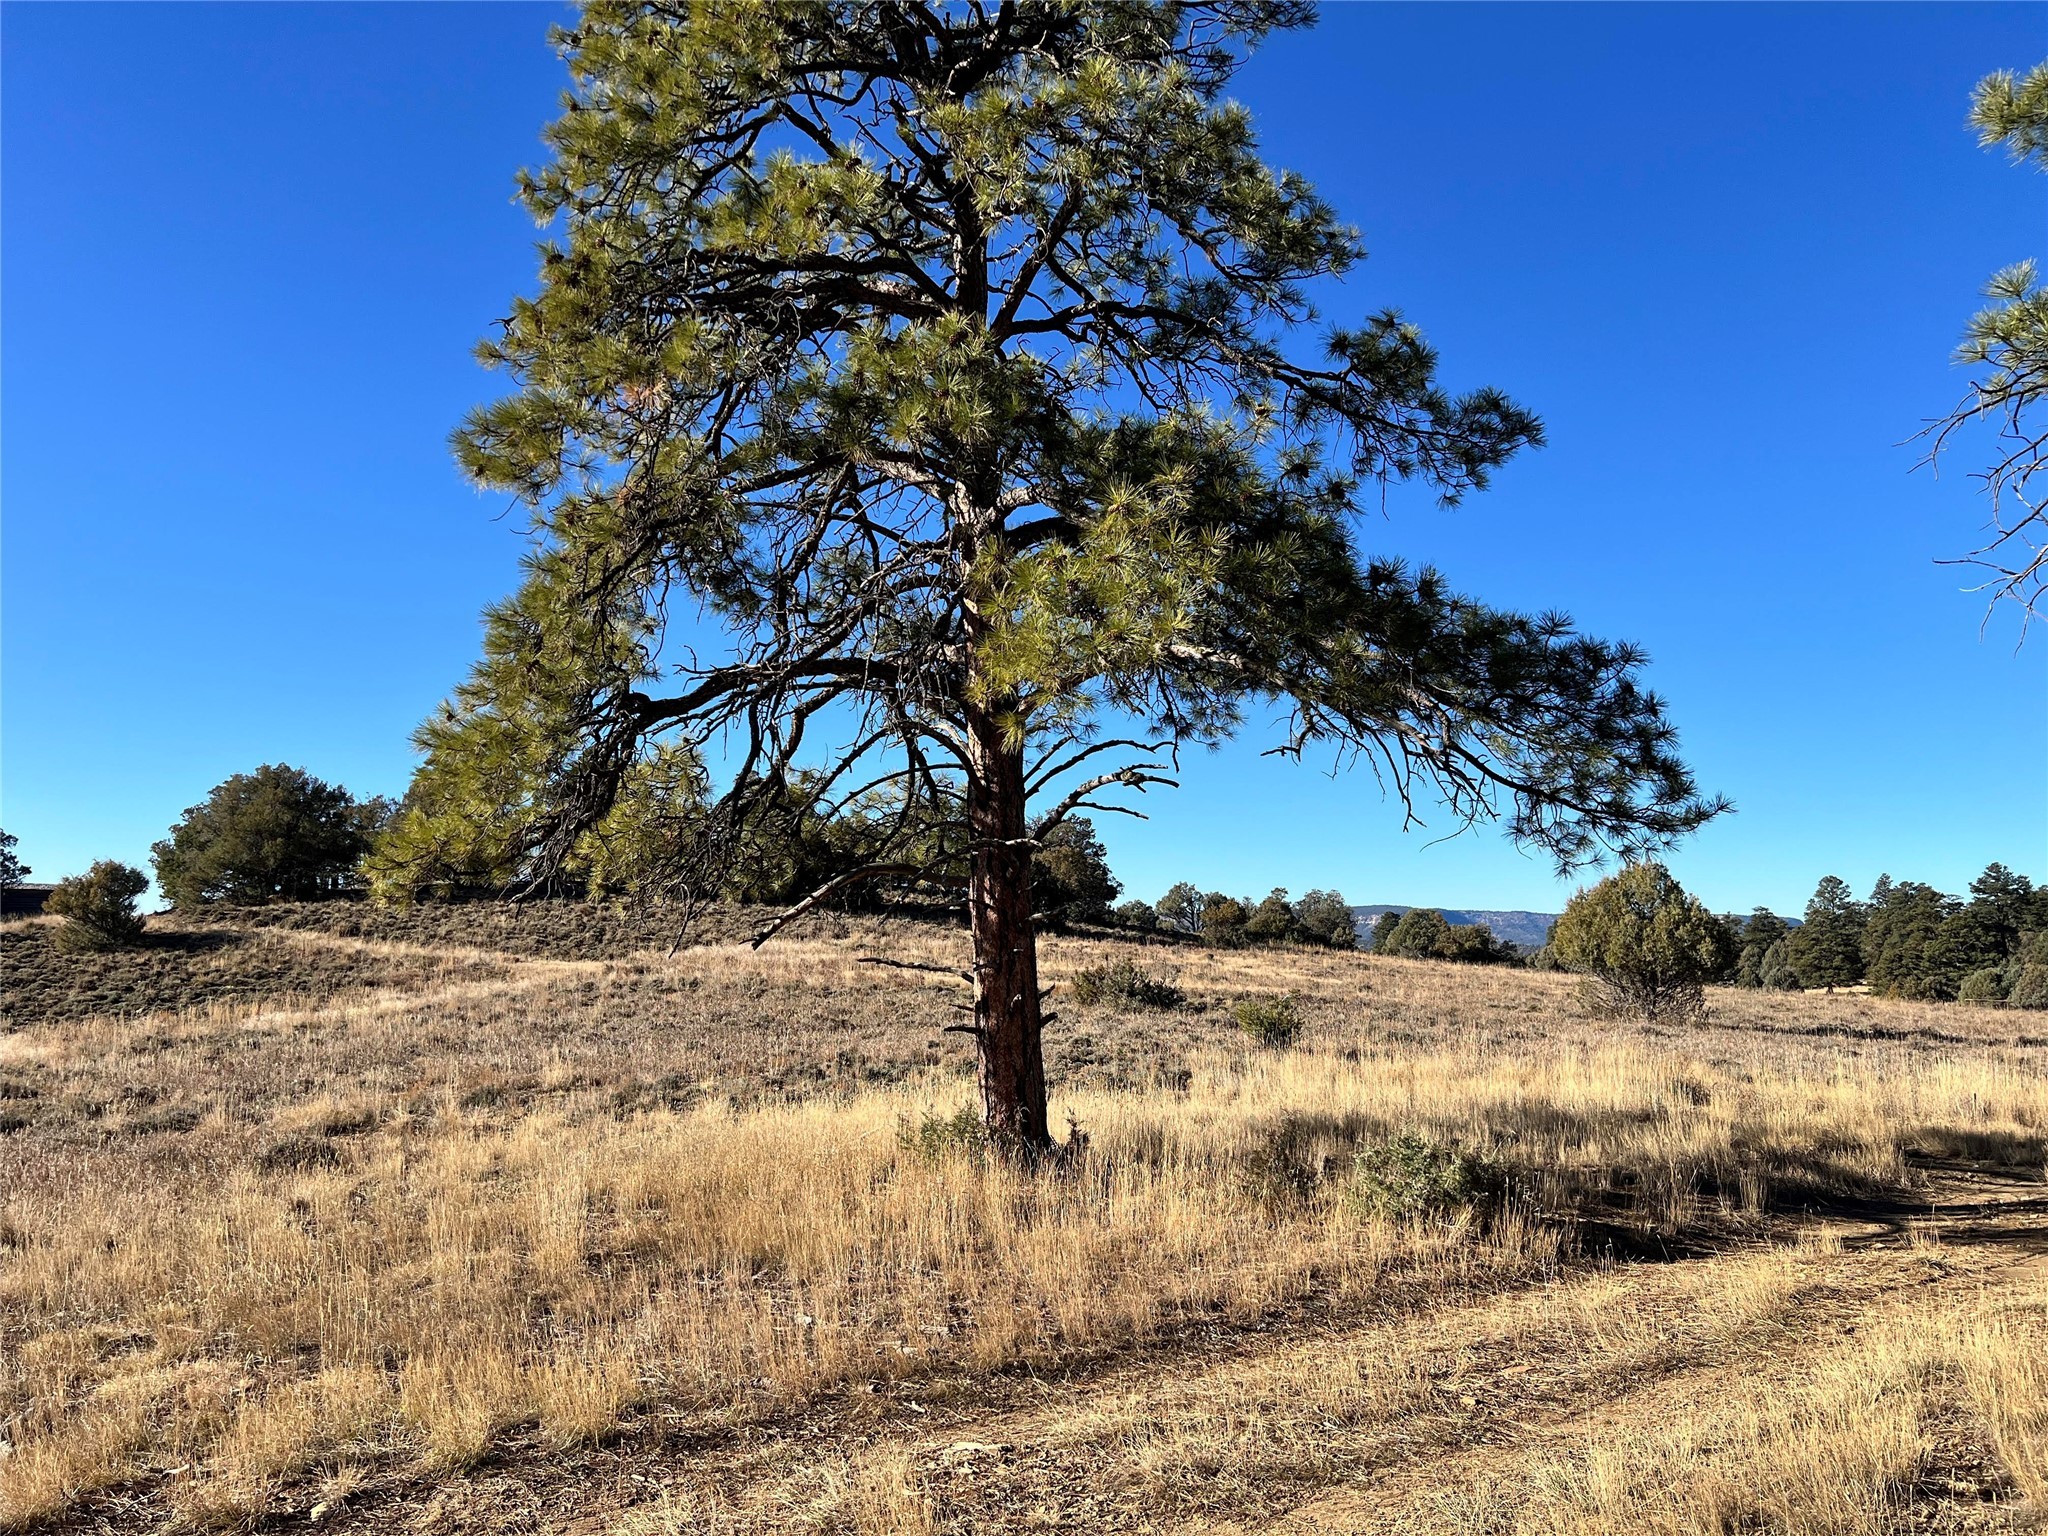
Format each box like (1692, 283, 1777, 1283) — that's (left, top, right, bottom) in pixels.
(1957, 966, 2010, 1005)
(1925, 905, 2010, 996)
(47, 861, 150, 952)
(581, 744, 718, 899)
(1443, 921, 1509, 963)
(1758, 937, 1800, 991)
(1862, 879, 1960, 999)
(1201, 893, 1251, 948)
(154, 765, 387, 908)
(2013, 968, 2048, 1009)
(1369, 911, 1402, 953)
(0, 829, 27, 888)
(1156, 882, 1206, 935)
(1786, 875, 1865, 990)
(1031, 816, 1121, 926)
(435, 1, 1722, 1148)
(1733, 907, 1788, 988)
(1550, 863, 1736, 1020)
(1112, 898, 1157, 930)
(1382, 906, 1454, 960)
(1245, 887, 1299, 944)
(1962, 863, 2037, 955)
(1291, 889, 1358, 949)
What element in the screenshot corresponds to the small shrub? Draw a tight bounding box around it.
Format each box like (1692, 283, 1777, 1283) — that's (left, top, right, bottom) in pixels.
(46, 861, 150, 952)
(1068, 958, 1185, 1009)
(896, 1105, 987, 1162)
(1348, 1132, 1504, 1222)
(1241, 1138, 1328, 1207)
(1958, 966, 2011, 1005)
(1233, 992, 1303, 1048)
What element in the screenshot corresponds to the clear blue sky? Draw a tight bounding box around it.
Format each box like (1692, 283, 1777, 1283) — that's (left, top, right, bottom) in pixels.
(4, 2, 2044, 917)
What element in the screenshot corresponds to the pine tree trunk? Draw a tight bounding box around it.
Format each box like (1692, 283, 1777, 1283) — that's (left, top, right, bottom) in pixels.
(964, 704, 1051, 1153)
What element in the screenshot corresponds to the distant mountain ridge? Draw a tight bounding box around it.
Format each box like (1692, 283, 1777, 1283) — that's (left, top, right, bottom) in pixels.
(1350, 904, 1796, 951)
(1351, 905, 1558, 950)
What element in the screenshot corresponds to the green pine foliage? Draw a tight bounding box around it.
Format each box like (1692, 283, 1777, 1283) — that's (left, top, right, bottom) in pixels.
(435, 0, 1722, 926)
(414, 0, 1729, 1142)
(1031, 816, 1121, 926)
(1111, 898, 1158, 930)
(1380, 907, 1453, 959)
(1852, 866, 2044, 1001)
(0, 829, 28, 887)
(1067, 959, 1185, 1010)
(1957, 966, 2011, 1005)
(1758, 938, 1801, 992)
(1244, 888, 1300, 944)
(1733, 908, 1789, 988)
(1156, 883, 1206, 935)
(46, 861, 150, 952)
(1291, 889, 1359, 949)
(1200, 894, 1251, 948)
(1365, 906, 1510, 964)
(1930, 60, 2048, 614)
(1786, 875, 1865, 990)
(2010, 962, 2048, 1010)
(1550, 863, 1736, 1021)
(1348, 1133, 1504, 1224)
(1233, 993, 1304, 1048)
(152, 765, 387, 908)
(1861, 879, 1957, 1000)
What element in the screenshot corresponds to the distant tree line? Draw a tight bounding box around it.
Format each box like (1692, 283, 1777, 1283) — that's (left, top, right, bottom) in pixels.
(1364, 907, 1517, 964)
(17, 762, 2043, 1014)
(1115, 884, 1360, 950)
(1533, 861, 2048, 1016)
(1724, 865, 2048, 1006)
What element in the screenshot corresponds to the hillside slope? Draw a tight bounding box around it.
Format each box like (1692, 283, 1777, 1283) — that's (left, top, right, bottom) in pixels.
(2, 904, 2042, 1535)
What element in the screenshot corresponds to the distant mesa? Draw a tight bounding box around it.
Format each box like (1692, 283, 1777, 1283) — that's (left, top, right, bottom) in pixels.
(1351, 905, 1559, 950)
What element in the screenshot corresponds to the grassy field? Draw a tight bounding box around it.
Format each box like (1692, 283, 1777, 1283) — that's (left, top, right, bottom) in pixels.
(2, 906, 2044, 1534)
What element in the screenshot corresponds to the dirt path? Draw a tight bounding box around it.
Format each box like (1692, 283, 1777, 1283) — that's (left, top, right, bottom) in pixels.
(1196, 1247, 2048, 1536)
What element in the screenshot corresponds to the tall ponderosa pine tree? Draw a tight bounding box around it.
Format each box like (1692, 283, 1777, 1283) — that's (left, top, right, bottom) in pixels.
(1786, 874, 1865, 990)
(433, 0, 1722, 1150)
(1862, 878, 1959, 999)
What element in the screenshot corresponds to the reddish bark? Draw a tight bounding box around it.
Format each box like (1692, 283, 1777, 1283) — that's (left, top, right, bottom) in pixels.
(964, 706, 1051, 1152)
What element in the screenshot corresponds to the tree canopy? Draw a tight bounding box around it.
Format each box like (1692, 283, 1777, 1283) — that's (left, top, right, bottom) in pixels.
(1550, 862, 1734, 1021)
(424, 0, 1723, 1146)
(1786, 874, 1864, 990)
(153, 765, 387, 908)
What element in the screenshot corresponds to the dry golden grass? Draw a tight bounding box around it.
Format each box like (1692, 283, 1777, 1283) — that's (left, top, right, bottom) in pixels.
(1404, 1284, 2048, 1536)
(2, 913, 2043, 1533)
